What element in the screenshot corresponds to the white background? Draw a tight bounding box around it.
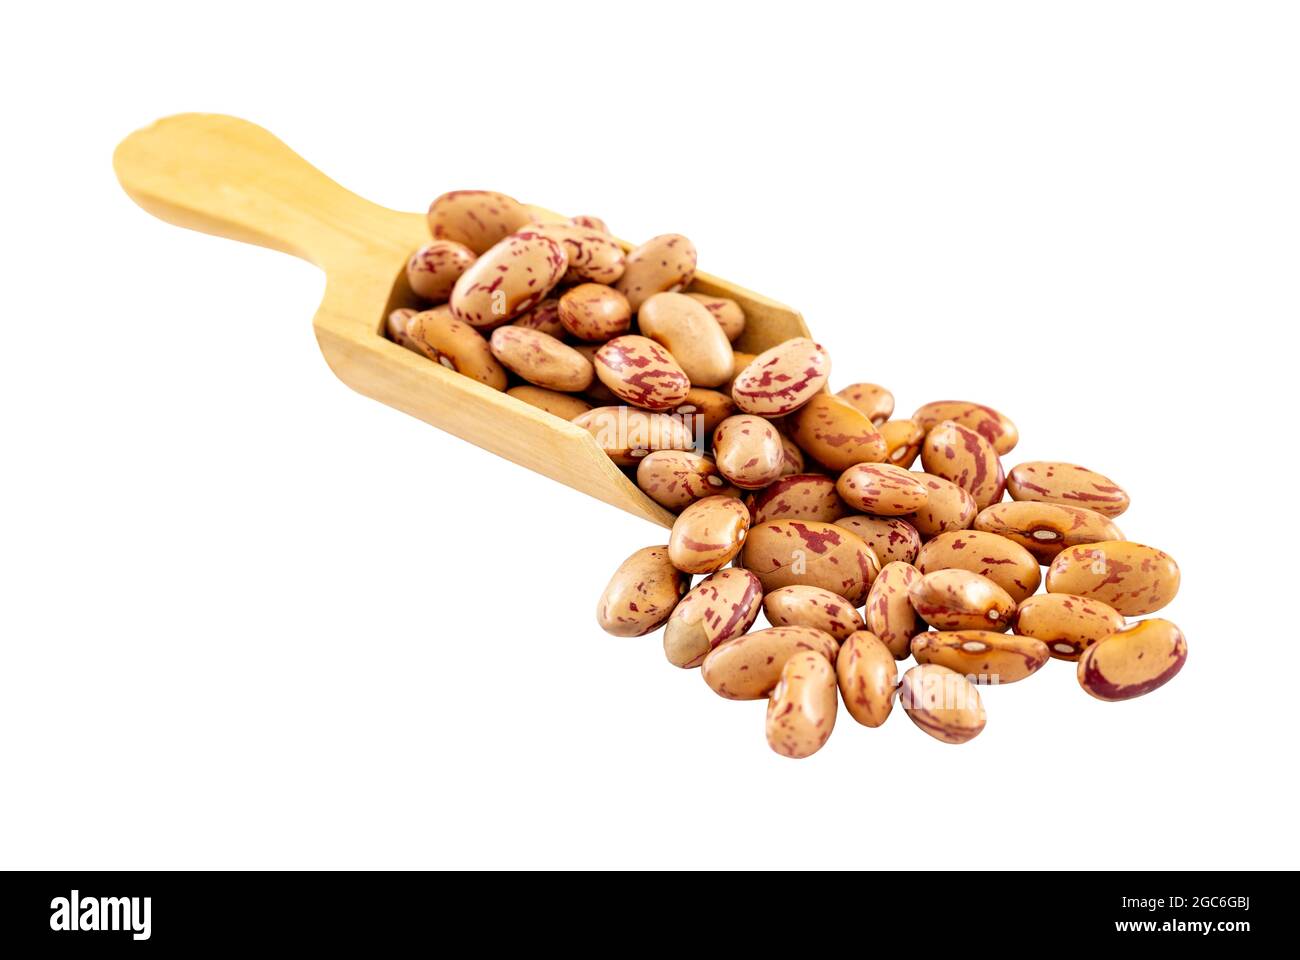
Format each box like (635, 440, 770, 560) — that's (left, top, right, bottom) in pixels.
(2, 1, 1297, 869)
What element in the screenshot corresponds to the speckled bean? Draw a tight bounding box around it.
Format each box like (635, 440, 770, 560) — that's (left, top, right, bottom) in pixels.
(836, 383, 894, 425)
(450, 233, 568, 328)
(1078, 618, 1187, 701)
(511, 297, 566, 338)
(878, 419, 925, 468)
(1007, 461, 1130, 518)
(908, 569, 1016, 632)
(636, 450, 733, 510)
(593, 335, 690, 410)
(1045, 541, 1179, 616)
(712, 415, 786, 489)
(1014, 593, 1125, 661)
(740, 520, 880, 605)
(920, 420, 1006, 509)
(763, 585, 864, 641)
(569, 214, 609, 233)
(865, 561, 926, 658)
(668, 495, 751, 574)
(406, 308, 508, 390)
(902, 474, 979, 538)
(663, 568, 763, 668)
(836, 632, 897, 727)
(572, 406, 698, 465)
(506, 385, 592, 420)
(523, 222, 625, 284)
(747, 474, 847, 524)
(427, 190, 532, 254)
(596, 545, 690, 637)
(684, 292, 746, 342)
(702, 626, 839, 700)
(789, 394, 888, 471)
(916, 530, 1041, 603)
(836, 463, 930, 516)
(911, 631, 1049, 684)
(973, 502, 1124, 564)
(615, 234, 697, 310)
(489, 326, 593, 391)
(638, 292, 735, 387)
(899, 664, 986, 744)
(835, 516, 921, 566)
(407, 240, 477, 302)
(730, 338, 831, 416)
(766, 652, 837, 759)
(557, 284, 632, 341)
(913, 401, 1019, 456)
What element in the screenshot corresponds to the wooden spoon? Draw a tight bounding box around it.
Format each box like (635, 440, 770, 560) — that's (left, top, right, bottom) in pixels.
(113, 113, 810, 527)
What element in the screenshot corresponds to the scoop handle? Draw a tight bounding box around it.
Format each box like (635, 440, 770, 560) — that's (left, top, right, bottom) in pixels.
(113, 113, 410, 271)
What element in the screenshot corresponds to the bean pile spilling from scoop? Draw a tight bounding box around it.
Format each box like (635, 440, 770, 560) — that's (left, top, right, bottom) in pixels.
(388, 191, 1186, 759)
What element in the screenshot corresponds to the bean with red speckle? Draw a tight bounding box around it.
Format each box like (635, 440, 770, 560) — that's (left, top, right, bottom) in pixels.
(407, 308, 508, 390)
(594, 335, 689, 410)
(788, 394, 887, 471)
(920, 420, 1006, 510)
(489, 326, 593, 392)
(1007, 461, 1130, 517)
(636, 450, 734, 511)
(836, 463, 929, 516)
(913, 401, 1019, 456)
(899, 664, 987, 744)
(908, 569, 1016, 632)
(903, 474, 979, 538)
(740, 519, 880, 605)
(668, 495, 751, 574)
(1046, 541, 1179, 616)
(911, 631, 1049, 684)
(1015, 593, 1125, 661)
(451, 233, 568, 328)
(702, 626, 838, 700)
(836, 632, 897, 727)
(731, 338, 831, 416)
(558, 284, 632, 341)
(663, 568, 763, 668)
(596, 545, 690, 637)
(916, 530, 1041, 603)
(407, 240, 476, 302)
(865, 561, 926, 658)
(523, 221, 625, 285)
(1078, 618, 1187, 701)
(763, 585, 864, 641)
(427, 190, 532, 254)
(973, 502, 1123, 564)
(615, 234, 697, 310)
(572, 406, 697, 466)
(766, 652, 837, 759)
(747, 473, 847, 524)
(713, 414, 785, 490)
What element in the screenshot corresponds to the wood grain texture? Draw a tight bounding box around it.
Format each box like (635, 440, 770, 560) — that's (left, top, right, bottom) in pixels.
(113, 113, 811, 528)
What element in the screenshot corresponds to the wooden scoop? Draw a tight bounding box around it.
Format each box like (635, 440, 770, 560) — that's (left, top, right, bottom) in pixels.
(113, 114, 810, 527)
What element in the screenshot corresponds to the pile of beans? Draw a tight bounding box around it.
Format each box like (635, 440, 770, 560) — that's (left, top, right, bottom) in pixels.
(389, 191, 1186, 759)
